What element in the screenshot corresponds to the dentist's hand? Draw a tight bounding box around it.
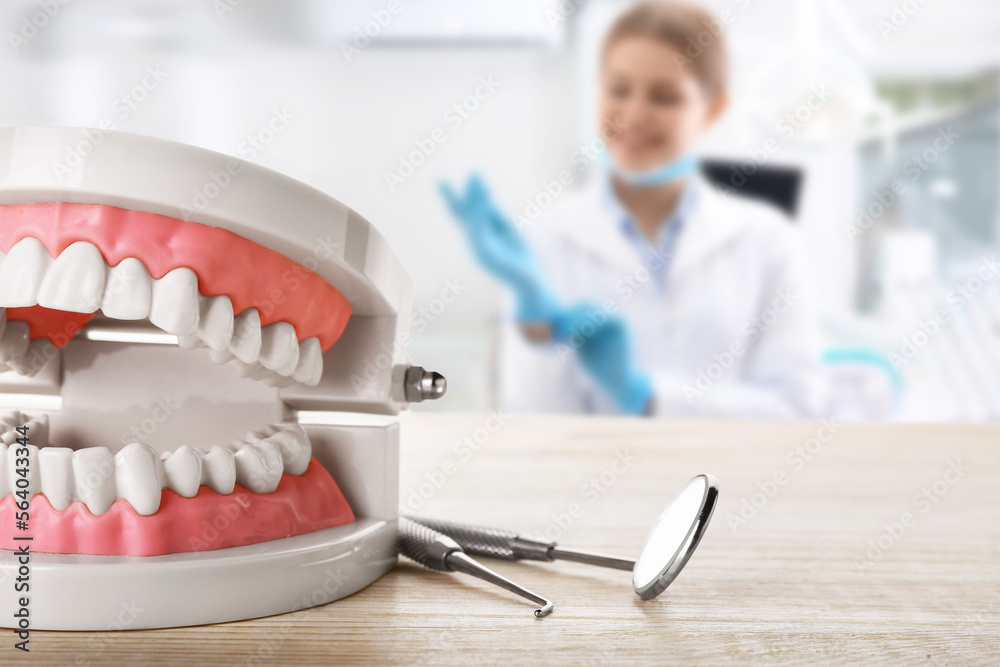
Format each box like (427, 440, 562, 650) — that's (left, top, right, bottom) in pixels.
(552, 305, 654, 416)
(439, 174, 562, 323)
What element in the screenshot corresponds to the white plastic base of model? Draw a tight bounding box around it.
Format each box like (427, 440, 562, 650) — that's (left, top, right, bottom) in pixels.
(0, 519, 396, 630)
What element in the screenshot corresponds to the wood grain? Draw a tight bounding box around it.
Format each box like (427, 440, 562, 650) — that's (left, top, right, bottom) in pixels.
(9, 414, 1000, 666)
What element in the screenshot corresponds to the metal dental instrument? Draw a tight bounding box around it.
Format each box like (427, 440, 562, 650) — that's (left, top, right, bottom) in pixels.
(397, 516, 554, 617)
(407, 473, 718, 600)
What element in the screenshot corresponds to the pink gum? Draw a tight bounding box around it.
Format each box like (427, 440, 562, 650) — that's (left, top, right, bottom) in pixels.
(0, 202, 351, 351)
(0, 459, 355, 556)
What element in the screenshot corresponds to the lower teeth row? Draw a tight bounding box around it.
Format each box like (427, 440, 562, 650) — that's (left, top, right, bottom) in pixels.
(0, 412, 311, 516)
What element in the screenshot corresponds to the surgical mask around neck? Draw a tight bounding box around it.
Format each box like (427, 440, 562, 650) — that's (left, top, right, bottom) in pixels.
(601, 152, 699, 188)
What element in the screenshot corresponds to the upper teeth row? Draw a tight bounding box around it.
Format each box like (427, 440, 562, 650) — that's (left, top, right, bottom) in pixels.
(0, 414, 312, 516)
(0, 238, 323, 386)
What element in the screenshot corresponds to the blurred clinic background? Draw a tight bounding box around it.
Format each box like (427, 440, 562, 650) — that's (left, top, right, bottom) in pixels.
(1, 0, 999, 421)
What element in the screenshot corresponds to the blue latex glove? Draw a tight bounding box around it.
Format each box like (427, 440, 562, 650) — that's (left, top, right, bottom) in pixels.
(439, 174, 562, 323)
(552, 304, 654, 416)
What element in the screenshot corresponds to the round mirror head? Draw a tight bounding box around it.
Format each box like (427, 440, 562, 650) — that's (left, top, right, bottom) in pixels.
(632, 473, 719, 600)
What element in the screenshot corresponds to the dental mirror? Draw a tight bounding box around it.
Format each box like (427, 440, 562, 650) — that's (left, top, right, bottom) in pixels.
(631, 473, 718, 599)
(406, 472, 719, 600)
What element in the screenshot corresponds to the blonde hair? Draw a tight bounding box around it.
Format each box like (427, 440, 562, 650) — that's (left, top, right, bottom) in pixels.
(603, 1, 729, 97)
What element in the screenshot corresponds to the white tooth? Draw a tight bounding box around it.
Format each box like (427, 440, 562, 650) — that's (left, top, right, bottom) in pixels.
(253, 365, 276, 382)
(230, 308, 262, 363)
(0, 412, 26, 444)
(102, 257, 153, 320)
(0, 238, 52, 307)
(231, 360, 272, 381)
(72, 447, 117, 515)
(37, 242, 107, 313)
(150, 268, 200, 336)
(209, 347, 235, 364)
(247, 424, 281, 442)
(291, 337, 323, 386)
(0, 321, 30, 365)
(39, 447, 74, 511)
(114, 443, 164, 516)
(259, 322, 300, 375)
(258, 366, 284, 384)
(233, 439, 283, 493)
(176, 333, 204, 349)
(0, 415, 27, 438)
(0, 410, 23, 431)
(257, 367, 291, 385)
(7, 443, 40, 502)
(197, 295, 234, 351)
(23, 414, 49, 446)
(200, 446, 235, 495)
(8, 338, 55, 377)
(163, 445, 202, 498)
(266, 425, 312, 475)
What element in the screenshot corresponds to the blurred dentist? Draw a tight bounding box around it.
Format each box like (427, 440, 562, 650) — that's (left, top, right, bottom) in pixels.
(441, 1, 824, 419)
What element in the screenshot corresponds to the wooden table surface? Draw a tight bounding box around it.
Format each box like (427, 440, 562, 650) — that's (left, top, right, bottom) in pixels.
(12, 413, 1000, 666)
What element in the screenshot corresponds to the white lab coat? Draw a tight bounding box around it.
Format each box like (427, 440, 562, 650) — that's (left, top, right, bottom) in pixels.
(501, 174, 825, 419)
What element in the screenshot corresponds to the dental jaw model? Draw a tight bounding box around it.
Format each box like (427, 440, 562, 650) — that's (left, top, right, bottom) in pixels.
(0, 126, 441, 629)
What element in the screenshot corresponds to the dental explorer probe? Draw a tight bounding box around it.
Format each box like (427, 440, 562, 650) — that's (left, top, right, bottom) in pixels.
(405, 513, 634, 570)
(397, 517, 554, 617)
